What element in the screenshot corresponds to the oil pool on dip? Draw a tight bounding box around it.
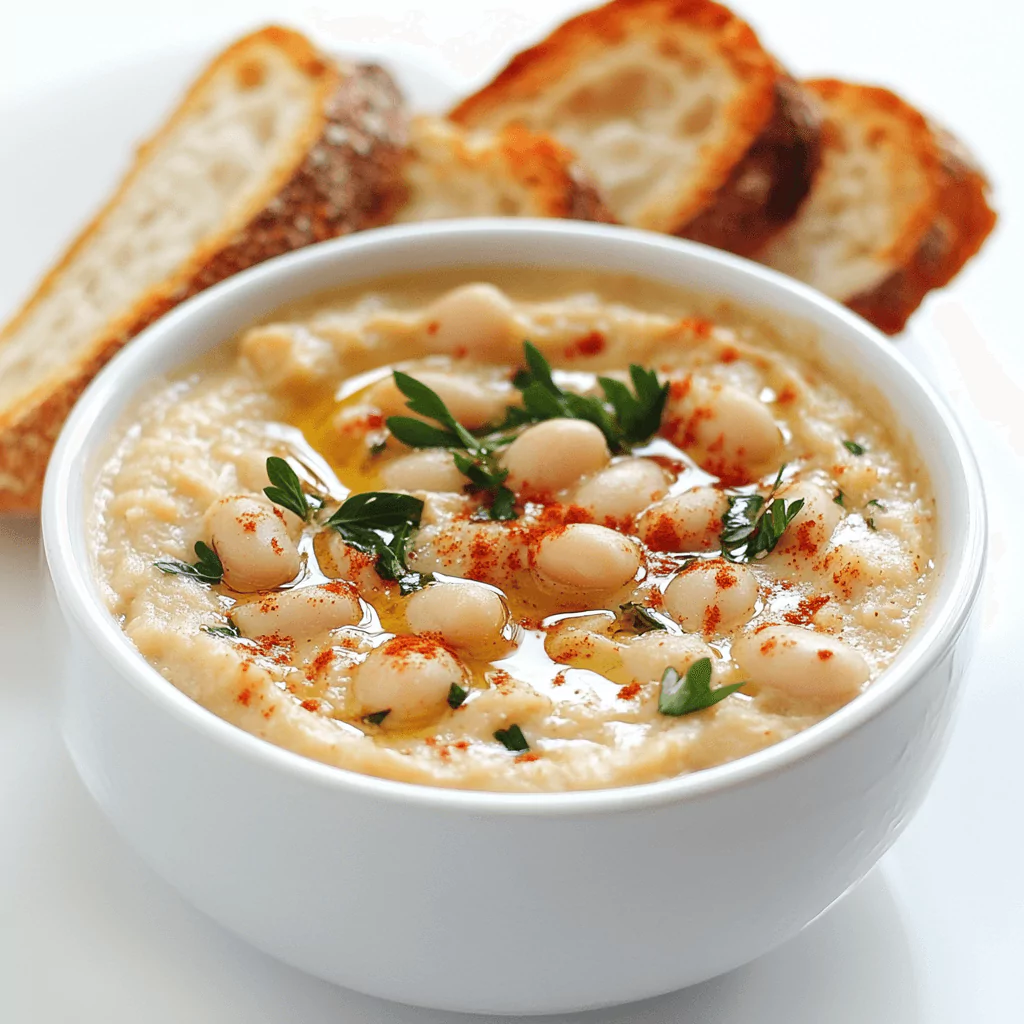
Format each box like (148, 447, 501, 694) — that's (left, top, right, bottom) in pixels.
(92, 270, 935, 791)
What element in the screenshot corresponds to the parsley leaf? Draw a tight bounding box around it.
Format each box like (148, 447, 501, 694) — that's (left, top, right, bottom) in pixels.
(494, 724, 530, 752)
(324, 492, 432, 593)
(843, 439, 866, 456)
(263, 456, 316, 521)
(447, 682, 468, 710)
(866, 498, 885, 509)
(386, 370, 518, 521)
(658, 658, 745, 716)
(202, 620, 241, 639)
(155, 541, 224, 585)
(513, 342, 666, 452)
(363, 710, 390, 726)
(618, 602, 668, 633)
(720, 467, 804, 562)
(834, 490, 845, 506)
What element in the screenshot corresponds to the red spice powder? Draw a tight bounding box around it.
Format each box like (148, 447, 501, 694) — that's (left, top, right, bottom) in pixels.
(642, 513, 682, 552)
(270, 537, 283, 554)
(783, 594, 830, 625)
(237, 688, 253, 706)
(515, 752, 540, 764)
(564, 331, 606, 359)
(551, 671, 568, 687)
(617, 682, 641, 700)
(794, 520, 819, 556)
(759, 637, 778, 655)
(309, 648, 335, 676)
(426, 320, 439, 335)
(239, 511, 259, 534)
(300, 699, 320, 712)
(322, 580, 356, 597)
(702, 604, 722, 636)
(381, 634, 455, 663)
(817, 649, 834, 661)
(718, 345, 740, 363)
(776, 385, 798, 404)
(715, 565, 737, 589)
(454, 740, 470, 751)
(677, 316, 713, 337)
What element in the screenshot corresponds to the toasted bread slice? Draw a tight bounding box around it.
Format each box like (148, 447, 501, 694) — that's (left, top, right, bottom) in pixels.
(449, 0, 820, 253)
(394, 116, 613, 223)
(0, 27, 407, 512)
(757, 79, 997, 334)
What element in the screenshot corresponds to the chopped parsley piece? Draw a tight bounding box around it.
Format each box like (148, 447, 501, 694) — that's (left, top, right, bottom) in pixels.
(324, 491, 432, 593)
(202, 620, 241, 639)
(866, 498, 885, 509)
(363, 710, 390, 726)
(155, 541, 224, 585)
(263, 456, 318, 521)
(447, 682, 468, 710)
(658, 658, 745, 717)
(494, 724, 530, 752)
(866, 517, 877, 532)
(843, 439, 866, 456)
(618, 602, 668, 633)
(834, 489, 845, 506)
(720, 467, 804, 563)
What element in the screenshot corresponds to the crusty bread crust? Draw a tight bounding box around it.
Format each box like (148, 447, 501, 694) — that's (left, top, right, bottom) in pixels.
(396, 117, 613, 223)
(450, 0, 791, 236)
(678, 75, 821, 255)
(846, 116, 997, 333)
(0, 28, 407, 512)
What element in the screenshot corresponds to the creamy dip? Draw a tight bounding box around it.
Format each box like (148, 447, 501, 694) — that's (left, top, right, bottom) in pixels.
(91, 270, 934, 791)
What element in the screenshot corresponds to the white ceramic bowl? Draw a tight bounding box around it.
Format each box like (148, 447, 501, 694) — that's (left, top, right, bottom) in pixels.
(42, 221, 985, 1015)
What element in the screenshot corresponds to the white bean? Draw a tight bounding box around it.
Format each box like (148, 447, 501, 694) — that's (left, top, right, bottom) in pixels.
(637, 488, 728, 552)
(573, 458, 669, 524)
(412, 519, 528, 586)
(421, 283, 516, 359)
(534, 524, 641, 592)
(405, 580, 512, 655)
(239, 323, 338, 391)
(731, 625, 869, 701)
(351, 635, 469, 728)
(233, 582, 362, 640)
(204, 495, 301, 593)
(771, 483, 843, 564)
(502, 419, 610, 499)
(369, 371, 511, 430)
(663, 560, 758, 635)
(621, 633, 715, 684)
(316, 531, 384, 593)
(667, 379, 783, 484)
(381, 450, 465, 493)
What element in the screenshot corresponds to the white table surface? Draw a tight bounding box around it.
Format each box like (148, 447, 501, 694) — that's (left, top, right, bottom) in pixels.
(2, 2, 1022, 1021)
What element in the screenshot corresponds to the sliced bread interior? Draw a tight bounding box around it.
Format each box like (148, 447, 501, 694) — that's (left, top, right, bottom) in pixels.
(757, 79, 996, 334)
(0, 26, 407, 511)
(394, 116, 613, 223)
(450, 0, 819, 253)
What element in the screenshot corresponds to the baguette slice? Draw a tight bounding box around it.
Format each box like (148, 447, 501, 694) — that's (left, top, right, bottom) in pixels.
(450, 0, 820, 253)
(757, 79, 997, 334)
(393, 116, 613, 223)
(0, 26, 407, 512)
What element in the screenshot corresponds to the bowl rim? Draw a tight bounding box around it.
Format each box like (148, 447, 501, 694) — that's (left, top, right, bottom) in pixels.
(41, 218, 987, 816)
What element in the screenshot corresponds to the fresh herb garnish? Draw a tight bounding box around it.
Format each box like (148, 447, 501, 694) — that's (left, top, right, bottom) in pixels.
(618, 602, 668, 633)
(368, 439, 388, 457)
(843, 439, 866, 456)
(866, 517, 877, 532)
(202, 620, 241, 639)
(447, 682, 468, 710)
(263, 456, 316, 521)
(386, 371, 518, 520)
(494, 724, 530, 752)
(720, 467, 804, 562)
(866, 498, 885, 509)
(155, 541, 224, 585)
(834, 490, 845, 506)
(324, 491, 432, 593)
(363, 709, 390, 726)
(512, 341, 668, 452)
(658, 658, 745, 716)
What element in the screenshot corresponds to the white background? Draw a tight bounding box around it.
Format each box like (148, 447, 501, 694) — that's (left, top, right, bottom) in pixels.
(2, 2, 1023, 1021)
